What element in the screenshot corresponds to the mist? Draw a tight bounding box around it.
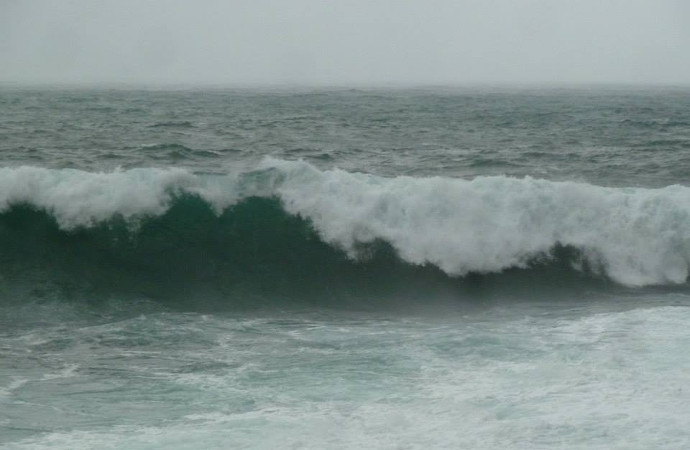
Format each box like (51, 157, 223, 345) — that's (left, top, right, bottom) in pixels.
(1, 0, 689, 86)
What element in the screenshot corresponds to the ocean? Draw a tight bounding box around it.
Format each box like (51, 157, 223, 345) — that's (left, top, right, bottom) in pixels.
(1, 86, 690, 449)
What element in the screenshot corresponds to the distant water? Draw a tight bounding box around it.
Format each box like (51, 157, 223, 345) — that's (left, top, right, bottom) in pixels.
(1, 87, 690, 449)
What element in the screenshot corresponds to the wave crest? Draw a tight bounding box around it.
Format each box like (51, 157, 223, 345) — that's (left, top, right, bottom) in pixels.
(1, 159, 689, 288)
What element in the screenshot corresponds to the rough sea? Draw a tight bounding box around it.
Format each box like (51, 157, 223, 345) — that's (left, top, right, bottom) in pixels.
(1, 87, 690, 449)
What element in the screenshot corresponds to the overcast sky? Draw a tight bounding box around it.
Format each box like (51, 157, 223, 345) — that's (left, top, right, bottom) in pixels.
(1, 0, 689, 86)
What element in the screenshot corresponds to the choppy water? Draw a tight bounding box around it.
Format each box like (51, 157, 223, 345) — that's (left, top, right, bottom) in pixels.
(1, 87, 690, 449)
(2, 87, 690, 184)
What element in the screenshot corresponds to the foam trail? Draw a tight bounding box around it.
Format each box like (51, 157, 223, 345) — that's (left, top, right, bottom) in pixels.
(1, 159, 689, 287)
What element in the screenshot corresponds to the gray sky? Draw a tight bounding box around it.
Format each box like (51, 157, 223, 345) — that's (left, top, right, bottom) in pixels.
(1, 0, 689, 86)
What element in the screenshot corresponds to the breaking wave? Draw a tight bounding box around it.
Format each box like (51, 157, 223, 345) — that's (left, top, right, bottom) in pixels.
(0, 158, 689, 307)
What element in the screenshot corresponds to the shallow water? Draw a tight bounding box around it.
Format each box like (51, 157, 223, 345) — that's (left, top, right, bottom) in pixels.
(3, 296, 690, 449)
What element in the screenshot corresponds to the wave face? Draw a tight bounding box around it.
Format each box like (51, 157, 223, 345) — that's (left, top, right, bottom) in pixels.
(0, 159, 689, 306)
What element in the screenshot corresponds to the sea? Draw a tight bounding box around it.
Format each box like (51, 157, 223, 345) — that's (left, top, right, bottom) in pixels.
(1, 86, 690, 449)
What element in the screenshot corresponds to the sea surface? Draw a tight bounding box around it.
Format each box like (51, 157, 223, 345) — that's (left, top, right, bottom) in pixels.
(1, 86, 690, 449)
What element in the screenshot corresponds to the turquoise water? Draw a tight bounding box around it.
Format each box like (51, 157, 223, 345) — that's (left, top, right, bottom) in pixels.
(1, 87, 690, 449)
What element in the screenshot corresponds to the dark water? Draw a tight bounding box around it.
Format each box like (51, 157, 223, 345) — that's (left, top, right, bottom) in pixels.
(1, 87, 690, 449)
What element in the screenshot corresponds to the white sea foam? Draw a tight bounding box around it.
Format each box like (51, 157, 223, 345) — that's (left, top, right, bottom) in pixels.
(4, 304, 690, 450)
(1, 160, 689, 287)
(0, 166, 197, 228)
(260, 159, 690, 287)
